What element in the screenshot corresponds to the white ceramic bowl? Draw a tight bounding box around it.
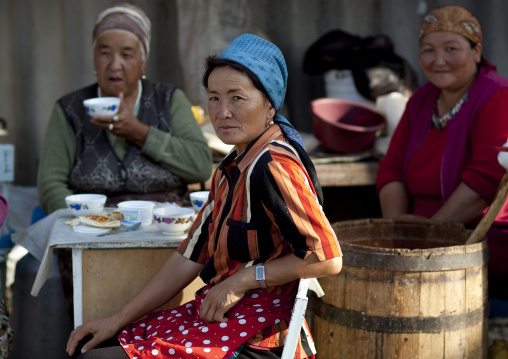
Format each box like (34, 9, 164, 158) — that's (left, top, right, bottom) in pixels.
(153, 207, 195, 235)
(190, 191, 210, 213)
(65, 194, 107, 217)
(83, 97, 120, 116)
(117, 200, 155, 227)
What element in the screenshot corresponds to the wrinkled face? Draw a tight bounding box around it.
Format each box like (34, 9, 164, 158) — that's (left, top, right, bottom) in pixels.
(94, 29, 146, 98)
(207, 66, 275, 154)
(418, 31, 482, 93)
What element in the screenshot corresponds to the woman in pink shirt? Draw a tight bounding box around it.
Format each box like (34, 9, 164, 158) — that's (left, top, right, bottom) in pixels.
(377, 5, 508, 300)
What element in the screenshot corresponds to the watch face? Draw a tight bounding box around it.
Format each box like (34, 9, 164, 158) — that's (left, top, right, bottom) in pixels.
(256, 265, 265, 280)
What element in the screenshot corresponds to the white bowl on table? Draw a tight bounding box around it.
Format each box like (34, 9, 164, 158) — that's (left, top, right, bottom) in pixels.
(117, 200, 155, 227)
(83, 97, 120, 116)
(65, 194, 107, 217)
(153, 207, 195, 236)
(190, 191, 210, 213)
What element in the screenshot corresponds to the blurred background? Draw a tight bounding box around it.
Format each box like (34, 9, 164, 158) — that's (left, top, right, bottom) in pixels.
(1, 0, 507, 187)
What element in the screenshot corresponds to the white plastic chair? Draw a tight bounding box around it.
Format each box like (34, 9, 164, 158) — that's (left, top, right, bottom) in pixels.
(281, 278, 325, 359)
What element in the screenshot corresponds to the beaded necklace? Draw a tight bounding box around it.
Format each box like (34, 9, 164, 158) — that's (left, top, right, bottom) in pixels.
(432, 91, 469, 130)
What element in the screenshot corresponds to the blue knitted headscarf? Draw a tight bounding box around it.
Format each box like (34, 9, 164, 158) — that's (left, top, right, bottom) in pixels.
(218, 33, 323, 204)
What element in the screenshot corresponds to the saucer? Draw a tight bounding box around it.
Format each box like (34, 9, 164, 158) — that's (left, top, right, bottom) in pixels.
(73, 225, 112, 234)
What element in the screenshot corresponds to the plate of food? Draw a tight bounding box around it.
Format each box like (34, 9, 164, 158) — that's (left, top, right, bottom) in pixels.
(66, 212, 121, 234)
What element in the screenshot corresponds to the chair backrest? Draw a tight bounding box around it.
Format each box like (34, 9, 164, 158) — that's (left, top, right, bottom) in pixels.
(281, 278, 324, 359)
(31, 206, 46, 225)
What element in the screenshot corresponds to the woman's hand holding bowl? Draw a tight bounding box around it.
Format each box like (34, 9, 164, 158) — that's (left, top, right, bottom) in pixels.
(90, 92, 150, 147)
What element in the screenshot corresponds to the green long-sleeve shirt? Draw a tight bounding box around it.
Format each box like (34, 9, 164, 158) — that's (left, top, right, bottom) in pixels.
(37, 88, 212, 214)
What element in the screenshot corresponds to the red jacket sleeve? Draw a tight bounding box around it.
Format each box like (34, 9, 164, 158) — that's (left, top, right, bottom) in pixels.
(462, 88, 508, 203)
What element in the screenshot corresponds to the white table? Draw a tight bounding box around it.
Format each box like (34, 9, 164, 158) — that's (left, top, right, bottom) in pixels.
(27, 209, 204, 327)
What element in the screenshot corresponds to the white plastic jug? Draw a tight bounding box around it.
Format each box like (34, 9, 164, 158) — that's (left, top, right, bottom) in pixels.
(374, 92, 408, 155)
(323, 69, 376, 108)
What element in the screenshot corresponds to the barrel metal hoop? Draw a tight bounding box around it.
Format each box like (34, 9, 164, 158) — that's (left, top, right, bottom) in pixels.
(312, 297, 488, 333)
(342, 248, 488, 272)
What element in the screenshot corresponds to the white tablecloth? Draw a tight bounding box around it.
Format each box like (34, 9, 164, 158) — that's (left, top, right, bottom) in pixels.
(12, 208, 187, 296)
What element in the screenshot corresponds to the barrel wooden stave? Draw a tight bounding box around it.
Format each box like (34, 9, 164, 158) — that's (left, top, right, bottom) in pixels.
(312, 219, 488, 358)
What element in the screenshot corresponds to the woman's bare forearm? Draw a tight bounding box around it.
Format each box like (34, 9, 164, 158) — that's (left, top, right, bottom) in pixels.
(230, 253, 342, 294)
(432, 182, 488, 223)
(379, 181, 410, 218)
(198, 253, 342, 323)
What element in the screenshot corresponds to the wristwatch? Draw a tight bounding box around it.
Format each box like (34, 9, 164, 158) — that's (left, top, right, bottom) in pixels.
(256, 263, 267, 288)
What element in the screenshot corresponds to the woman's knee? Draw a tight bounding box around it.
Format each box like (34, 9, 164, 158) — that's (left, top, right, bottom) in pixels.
(75, 346, 129, 359)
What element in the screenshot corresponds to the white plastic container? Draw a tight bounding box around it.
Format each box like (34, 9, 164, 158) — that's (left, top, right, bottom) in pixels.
(323, 69, 376, 108)
(117, 200, 155, 227)
(374, 92, 409, 155)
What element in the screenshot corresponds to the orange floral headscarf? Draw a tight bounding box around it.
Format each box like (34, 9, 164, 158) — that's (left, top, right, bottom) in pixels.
(418, 5, 482, 44)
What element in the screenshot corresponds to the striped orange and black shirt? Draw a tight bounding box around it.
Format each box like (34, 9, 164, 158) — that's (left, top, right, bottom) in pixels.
(178, 125, 342, 357)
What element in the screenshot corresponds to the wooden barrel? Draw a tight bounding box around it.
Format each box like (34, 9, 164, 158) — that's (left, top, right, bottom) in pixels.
(312, 218, 488, 358)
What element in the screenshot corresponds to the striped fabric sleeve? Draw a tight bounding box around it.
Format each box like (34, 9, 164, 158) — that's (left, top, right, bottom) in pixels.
(177, 166, 222, 263)
(253, 144, 342, 261)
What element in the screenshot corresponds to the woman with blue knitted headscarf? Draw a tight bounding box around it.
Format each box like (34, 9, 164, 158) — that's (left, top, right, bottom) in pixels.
(67, 34, 342, 359)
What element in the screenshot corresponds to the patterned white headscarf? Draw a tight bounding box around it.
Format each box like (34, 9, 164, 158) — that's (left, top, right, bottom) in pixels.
(93, 3, 151, 60)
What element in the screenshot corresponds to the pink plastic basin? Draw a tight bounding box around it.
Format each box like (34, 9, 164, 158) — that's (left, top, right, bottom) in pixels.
(311, 98, 386, 153)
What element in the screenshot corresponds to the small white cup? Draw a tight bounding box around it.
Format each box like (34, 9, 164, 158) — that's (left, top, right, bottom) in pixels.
(117, 200, 155, 227)
(190, 191, 210, 213)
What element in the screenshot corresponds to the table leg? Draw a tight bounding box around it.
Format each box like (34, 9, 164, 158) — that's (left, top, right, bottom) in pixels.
(72, 248, 83, 328)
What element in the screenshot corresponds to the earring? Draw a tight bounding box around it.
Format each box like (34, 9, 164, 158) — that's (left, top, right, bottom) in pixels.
(141, 74, 147, 80)
(269, 120, 275, 126)
(93, 70, 97, 76)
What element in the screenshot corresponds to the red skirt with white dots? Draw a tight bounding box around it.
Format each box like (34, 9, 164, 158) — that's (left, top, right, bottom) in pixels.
(118, 285, 293, 358)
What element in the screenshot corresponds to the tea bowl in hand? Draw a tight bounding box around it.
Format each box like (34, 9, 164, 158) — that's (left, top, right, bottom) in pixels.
(83, 97, 120, 116)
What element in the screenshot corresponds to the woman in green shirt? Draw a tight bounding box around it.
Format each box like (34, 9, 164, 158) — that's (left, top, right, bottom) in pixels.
(37, 3, 212, 214)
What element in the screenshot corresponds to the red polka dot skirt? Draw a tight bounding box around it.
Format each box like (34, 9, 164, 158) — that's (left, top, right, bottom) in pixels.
(118, 285, 293, 358)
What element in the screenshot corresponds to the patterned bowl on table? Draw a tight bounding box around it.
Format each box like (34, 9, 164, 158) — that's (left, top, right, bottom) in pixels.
(189, 191, 210, 213)
(153, 207, 195, 236)
(65, 194, 107, 217)
(83, 97, 120, 116)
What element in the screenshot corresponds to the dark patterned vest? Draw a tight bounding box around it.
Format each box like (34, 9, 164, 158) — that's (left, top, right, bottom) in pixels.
(59, 80, 186, 201)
